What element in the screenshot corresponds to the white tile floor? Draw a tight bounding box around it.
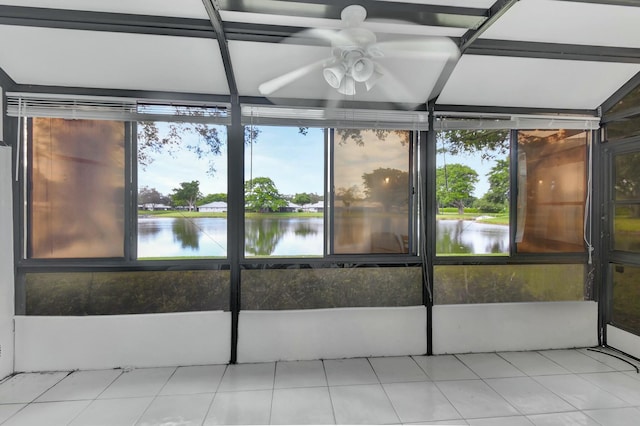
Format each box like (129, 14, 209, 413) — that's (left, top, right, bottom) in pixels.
(0, 348, 639, 425)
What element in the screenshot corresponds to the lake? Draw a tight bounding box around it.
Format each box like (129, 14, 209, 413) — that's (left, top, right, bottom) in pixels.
(138, 217, 509, 258)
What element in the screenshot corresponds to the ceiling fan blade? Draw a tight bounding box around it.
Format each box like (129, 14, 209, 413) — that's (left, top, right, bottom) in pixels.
(286, 28, 353, 48)
(258, 58, 330, 96)
(371, 37, 460, 60)
(369, 62, 423, 110)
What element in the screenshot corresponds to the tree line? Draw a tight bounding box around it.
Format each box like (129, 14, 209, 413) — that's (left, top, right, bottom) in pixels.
(138, 179, 323, 212)
(138, 119, 511, 214)
(140, 156, 509, 215)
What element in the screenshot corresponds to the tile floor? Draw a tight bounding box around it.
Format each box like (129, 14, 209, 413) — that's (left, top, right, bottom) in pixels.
(0, 348, 639, 425)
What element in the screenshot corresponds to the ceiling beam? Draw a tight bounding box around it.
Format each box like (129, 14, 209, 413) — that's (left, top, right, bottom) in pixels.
(435, 104, 598, 117)
(459, 0, 519, 53)
(239, 96, 429, 111)
(427, 1, 518, 105)
(467, 39, 640, 63)
(202, 0, 238, 97)
(0, 5, 215, 38)
(217, 0, 486, 28)
(8, 83, 231, 105)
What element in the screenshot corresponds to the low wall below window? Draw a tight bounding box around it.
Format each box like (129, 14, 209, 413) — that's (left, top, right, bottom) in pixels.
(14, 311, 231, 372)
(607, 325, 640, 360)
(0, 146, 14, 379)
(237, 306, 428, 363)
(433, 301, 598, 354)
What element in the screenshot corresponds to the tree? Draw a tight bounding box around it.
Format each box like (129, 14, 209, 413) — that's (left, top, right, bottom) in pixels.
(436, 163, 478, 215)
(361, 168, 409, 212)
(336, 185, 361, 209)
(244, 218, 286, 255)
(198, 193, 227, 205)
(291, 193, 312, 208)
(171, 181, 202, 211)
(138, 113, 260, 176)
(474, 158, 510, 213)
(486, 159, 510, 204)
(298, 128, 409, 147)
(438, 130, 510, 161)
(138, 186, 170, 209)
(245, 177, 288, 212)
(615, 152, 640, 217)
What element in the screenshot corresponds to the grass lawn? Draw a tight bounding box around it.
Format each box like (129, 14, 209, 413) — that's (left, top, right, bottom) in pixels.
(614, 216, 640, 233)
(436, 212, 509, 226)
(141, 210, 510, 224)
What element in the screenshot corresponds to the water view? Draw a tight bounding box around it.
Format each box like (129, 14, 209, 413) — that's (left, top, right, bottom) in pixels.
(138, 217, 509, 258)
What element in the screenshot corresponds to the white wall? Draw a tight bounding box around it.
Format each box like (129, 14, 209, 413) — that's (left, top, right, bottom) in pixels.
(237, 306, 427, 363)
(433, 301, 598, 354)
(0, 146, 14, 379)
(14, 311, 231, 372)
(607, 325, 640, 360)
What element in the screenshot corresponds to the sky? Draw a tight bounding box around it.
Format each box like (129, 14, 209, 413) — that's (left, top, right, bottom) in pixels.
(138, 125, 325, 197)
(138, 124, 499, 198)
(437, 148, 498, 197)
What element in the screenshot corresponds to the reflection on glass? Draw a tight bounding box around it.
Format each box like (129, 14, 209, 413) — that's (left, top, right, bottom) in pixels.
(333, 129, 410, 254)
(245, 217, 322, 257)
(245, 218, 286, 256)
(607, 85, 640, 115)
(606, 114, 640, 141)
(242, 266, 422, 310)
(26, 270, 230, 315)
(138, 217, 226, 259)
(615, 152, 640, 201)
(611, 264, 640, 336)
(613, 205, 640, 252)
(436, 220, 508, 255)
(517, 130, 587, 253)
(434, 264, 585, 304)
(613, 152, 640, 253)
(172, 218, 200, 249)
(30, 118, 125, 258)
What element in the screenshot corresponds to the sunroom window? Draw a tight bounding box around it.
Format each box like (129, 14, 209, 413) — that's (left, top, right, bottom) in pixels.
(136, 119, 229, 260)
(435, 129, 510, 256)
(331, 129, 413, 255)
(29, 117, 125, 259)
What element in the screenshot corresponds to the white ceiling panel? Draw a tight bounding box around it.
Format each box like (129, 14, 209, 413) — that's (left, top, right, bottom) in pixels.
(0, 0, 209, 19)
(481, 0, 640, 48)
(0, 25, 229, 95)
(437, 55, 640, 109)
(230, 39, 457, 107)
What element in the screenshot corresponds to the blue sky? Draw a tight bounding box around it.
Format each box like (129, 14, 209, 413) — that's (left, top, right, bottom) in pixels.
(138, 125, 325, 197)
(138, 125, 499, 198)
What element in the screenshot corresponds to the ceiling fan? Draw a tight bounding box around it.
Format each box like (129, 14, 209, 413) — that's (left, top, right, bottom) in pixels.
(258, 5, 461, 105)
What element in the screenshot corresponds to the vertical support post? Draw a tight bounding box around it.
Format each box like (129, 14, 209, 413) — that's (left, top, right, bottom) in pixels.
(424, 102, 437, 355)
(228, 95, 243, 364)
(593, 128, 607, 347)
(509, 129, 518, 256)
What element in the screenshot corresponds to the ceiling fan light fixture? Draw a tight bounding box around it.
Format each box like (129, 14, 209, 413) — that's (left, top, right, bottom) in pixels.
(351, 57, 374, 82)
(323, 62, 347, 89)
(364, 65, 384, 91)
(337, 75, 356, 96)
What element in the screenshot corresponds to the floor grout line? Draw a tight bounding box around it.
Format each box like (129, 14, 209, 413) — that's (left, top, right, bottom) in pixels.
(3, 350, 640, 425)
